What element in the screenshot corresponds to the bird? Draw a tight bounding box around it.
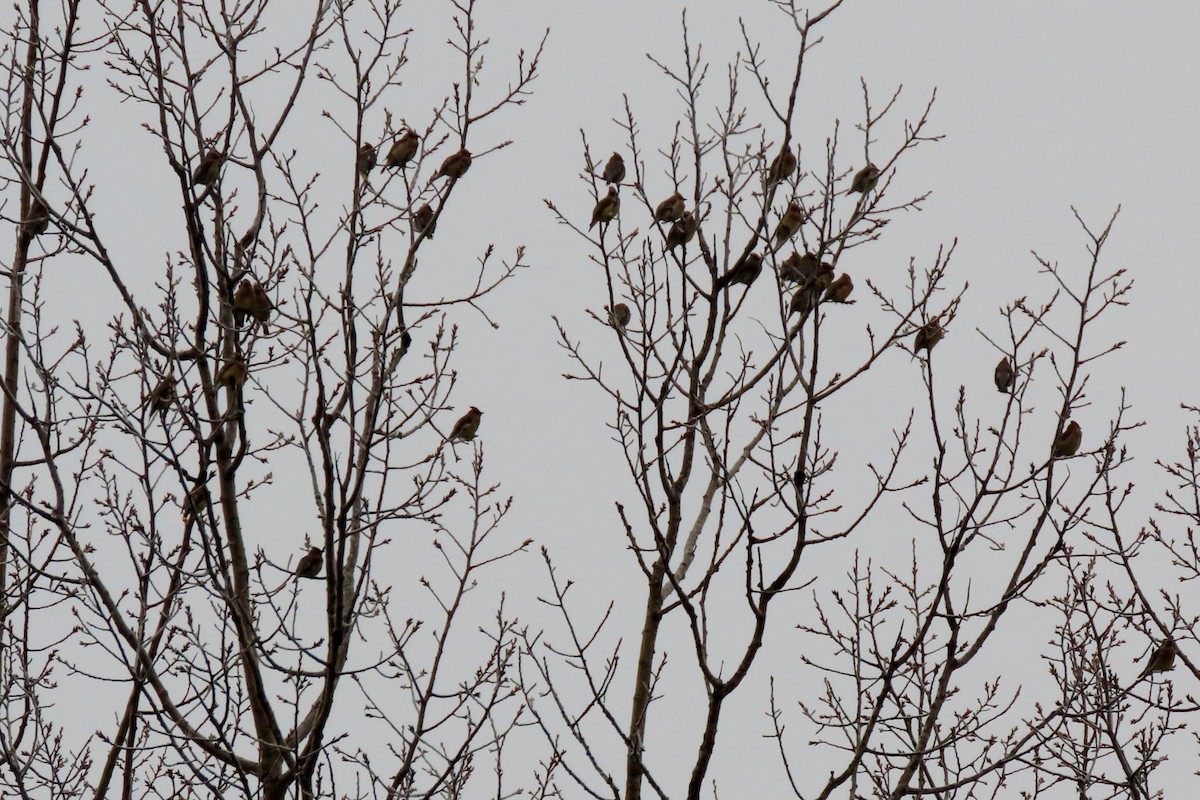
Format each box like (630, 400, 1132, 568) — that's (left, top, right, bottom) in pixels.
(448, 407, 483, 441)
(912, 321, 944, 358)
(809, 262, 835, 292)
(609, 303, 631, 331)
(232, 279, 257, 327)
(249, 283, 274, 328)
(413, 203, 436, 239)
(294, 546, 323, 579)
(767, 145, 797, 187)
(847, 163, 881, 195)
(183, 483, 210, 521)
(590, 186, 620, 229)
(665, 211, 699, 250)
(1140, 636, 1181, 679)
(23, 196, 49, 237)
(994, 356, 1015, 393)
(356, 143, 377, 177)
(654, 192, 685, 223)
(1051, 420, 1082, 459)
(215, 358, 248, 390)
(434, 148, 472, 181)
(779, 251, 817, 284)
(720, 252, 763, 289)
(772, 202, 805, 247)
(601, 152, 625, 184)
(146, 376, 178, 415)
(385, 130, 420, 169)
(192, 150, 225, 186)
(788, 287, 817, 318)
(823, 273, 853, 303)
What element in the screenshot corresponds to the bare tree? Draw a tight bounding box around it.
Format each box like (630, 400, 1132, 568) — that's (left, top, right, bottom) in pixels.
(523, 4, 1198, 800)
(4, 1, 1199, 800)
(0, 0, 542, 798)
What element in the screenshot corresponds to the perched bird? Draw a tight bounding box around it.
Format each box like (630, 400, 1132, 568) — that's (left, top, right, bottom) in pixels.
(250, 283, 274, 327)
(609, 303, 631, 331)
(183, 483, 210, 521)
(824, 273, 853, 303)
(23, 196, 49, 238)
(215, 358, 248, 390)
(665, 211, 699, 250)
(192, 150, 225, 186)
(912, 321, 944, 358)
(385, 130, 420, 169)
(1051, 420, 1082, 459)
(654, 191, 686, 223)
(232, 279, 256, 327)
(788, 287, 817, 318)
(994, 356, 1015, 393)
(590, 186, 620, 229)
(847, 163, 881, 196)
(720, 252, 763, 289)
(294, 546, 323, 579)
(809, 262, 835, 292)
(767, 145, 798, 187)
(1140, 636, 1181, 679)
(779, 251, 818, 283)
(448, 406, 483, 441)
(356, 143, 377, 176)
(601, 152, 625, 184)
(434, 148, 472, 181)
(147, 376, 178, 415)
(413, 203, 436, 239)
(772, 202, 805, 247)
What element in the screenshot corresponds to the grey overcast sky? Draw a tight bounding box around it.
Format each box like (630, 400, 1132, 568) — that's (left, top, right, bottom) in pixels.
(22, 0, 1200, 795)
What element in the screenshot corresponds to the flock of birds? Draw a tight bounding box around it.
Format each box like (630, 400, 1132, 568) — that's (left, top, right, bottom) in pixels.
(586, 148, 1086, 465)
(16, 138, 1134, 643)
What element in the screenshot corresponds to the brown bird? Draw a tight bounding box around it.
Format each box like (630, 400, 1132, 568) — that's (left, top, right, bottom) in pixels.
(609, 303, 631, 331)
(779, 251, 818, 283)
(772, 202, 806, 247)
(413, 203, 436, 239)
(601, 152, 625, 184)
(232, 279, 256, 327)
(590, 186, 620, 229)
(824, 273, 853, 303)
(23, 196, 49, 237)
(147, 376, 178, 415)
(250, 284, 274, 327)
(767, 145, 798, 187)
(215, 358, 248, 390)
(434, 148, 472, 181)
(448, 406, 483, 441)
(1051, 420, 1082, 459)
(912, 321, 944, 358)
(192, 150, 225, 186)
(788, 287, 817, 318)
(994, 356, 1015, 393)
(654, 191, 686, 223)
(385, 130, 420, 169)
(183, 483, 211, 521)
(665, 211, 699, 250)
(1140, 636, 1181, 679)
(294, 546, 323, 579)
(847, 163, 881, 195)
(356, 143, 377, 177)
(809, 262, 835, 292)
(720, 252, 763, 289)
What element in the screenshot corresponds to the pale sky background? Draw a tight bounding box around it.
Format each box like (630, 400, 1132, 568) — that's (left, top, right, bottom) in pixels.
(21, 0, 1200, 796)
